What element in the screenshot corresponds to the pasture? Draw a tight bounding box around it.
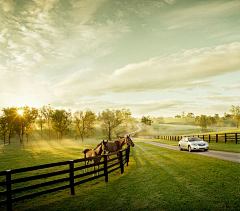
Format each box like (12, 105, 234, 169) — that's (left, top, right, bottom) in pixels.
(136, 123, 239, 136)
(0, 139, 239, 210)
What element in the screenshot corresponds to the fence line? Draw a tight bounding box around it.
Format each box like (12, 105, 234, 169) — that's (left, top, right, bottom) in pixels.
(138, 133, 239, 144)
(0, 146, 130, 211)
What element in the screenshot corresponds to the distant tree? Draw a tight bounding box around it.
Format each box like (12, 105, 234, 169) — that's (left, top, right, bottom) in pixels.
(230, 105, 240, 128)
(217, 118, 224, 127)
(181, 111, 186, 118)
(41, 104, 54, 140)
(0, 114, 8, 145)
(51, 109, 72, 140)
(187, 112, 195, 118)
(37, 107, 46, 140)
(175, 115, 181, 118)
(156, 117, 165, 124)
(214, 114, 220, 122)
(22, 106, 38, 143)
(14, 106, 38, 144)
(141, 116, 152, 126)
(207, 116, 216, 126)
(121, 108, 132, 129)
(199, 115, 207, 131)
(73, 110, 96, 141)
(100, 109, 123, 140)
(2, 107, 18, 145)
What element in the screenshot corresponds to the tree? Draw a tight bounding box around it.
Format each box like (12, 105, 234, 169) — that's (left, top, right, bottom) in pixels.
(175, 115, 181, 118)
(181, 111, 186, 118)
(230, 105, 240, 128)
(187, 112, 195, 118)
(2, 107, 18, 145)
(121, 108, 132, 129)
(214, 114, 220, 122)
(22, 106, 38, 143)
(199, 115, 207, 131)
(51, 109, 72, 140)
(141, 116, 152, 126)
(41, 104, 53, 140)
(37, 107, 46, 140)
(14, 106, 38, 144)
(73, 110, 96, 141)
(100, 109, 123, 140)
(0, 114, 8, 145)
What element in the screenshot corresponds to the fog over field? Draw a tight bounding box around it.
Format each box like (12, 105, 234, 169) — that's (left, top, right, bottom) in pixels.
(0, 0, 240, 117)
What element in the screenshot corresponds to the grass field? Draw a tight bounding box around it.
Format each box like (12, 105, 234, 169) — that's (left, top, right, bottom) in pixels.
(0, 139, 239, 211)
(136, 123, 240, 136)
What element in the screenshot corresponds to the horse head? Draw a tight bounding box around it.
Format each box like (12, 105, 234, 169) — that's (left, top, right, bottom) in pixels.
(125, 135, 134, 147)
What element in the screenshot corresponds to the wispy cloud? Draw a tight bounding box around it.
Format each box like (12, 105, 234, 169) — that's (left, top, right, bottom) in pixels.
(165, 0, 240, 30)
(52, 42, 240, 100)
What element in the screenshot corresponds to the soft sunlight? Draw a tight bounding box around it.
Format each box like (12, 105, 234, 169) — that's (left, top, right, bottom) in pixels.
(18, 110, 23, 115)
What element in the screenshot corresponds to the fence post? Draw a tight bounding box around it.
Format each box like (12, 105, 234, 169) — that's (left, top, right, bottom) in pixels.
(216, 134, 218, 143)
(235, 133, 238, 144)
(69, 160, 75, 195)
(209, 135, 211, 143)
(6, 170, 12, 211)
(103, 155, 108, 182)
(203, 135, 204, 141)
(126, 146, 130, 166)
(119, 150, 124, 174)
(225, 134, 227, 143)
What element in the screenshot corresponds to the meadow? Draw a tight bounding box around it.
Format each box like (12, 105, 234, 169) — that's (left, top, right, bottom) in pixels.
(0, 123, 239, 210)
(136, 122, 240, 136)
(0, 140, 239, 211)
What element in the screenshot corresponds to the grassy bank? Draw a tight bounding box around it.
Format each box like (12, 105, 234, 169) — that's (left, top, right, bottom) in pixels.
(1, 140, 239, 210)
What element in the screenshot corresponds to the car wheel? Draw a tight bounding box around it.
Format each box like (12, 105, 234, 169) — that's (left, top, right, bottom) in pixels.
(188, 146, 192, 152)
(179, 145, 182, 151)
(204, 149, 208, 151)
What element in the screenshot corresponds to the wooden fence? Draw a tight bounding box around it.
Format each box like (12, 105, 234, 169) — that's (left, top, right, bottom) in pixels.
(138, 133, 239, 144)
(0, 146, 130, 211)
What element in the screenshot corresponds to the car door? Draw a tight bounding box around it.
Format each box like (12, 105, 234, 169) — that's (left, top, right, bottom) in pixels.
(182, 138, 188, 149)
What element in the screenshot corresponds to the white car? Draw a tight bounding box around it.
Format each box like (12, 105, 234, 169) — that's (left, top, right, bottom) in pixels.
(178, 137, 209, 152)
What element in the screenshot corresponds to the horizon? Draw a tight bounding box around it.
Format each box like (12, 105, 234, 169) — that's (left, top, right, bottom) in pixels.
(0, 0, 240, 118)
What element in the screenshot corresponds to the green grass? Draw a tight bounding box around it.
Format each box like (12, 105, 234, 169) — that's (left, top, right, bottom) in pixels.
(135, 138, 240, 153)
(137, 123, 239, 136)
(163, 117, 195, 125)
(1, 140, 239, 211)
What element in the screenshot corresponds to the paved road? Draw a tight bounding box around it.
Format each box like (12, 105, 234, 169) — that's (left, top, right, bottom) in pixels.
(136, 139, 240, 163)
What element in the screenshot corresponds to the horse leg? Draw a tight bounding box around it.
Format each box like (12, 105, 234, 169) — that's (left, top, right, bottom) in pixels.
(93, 161, 95, 177)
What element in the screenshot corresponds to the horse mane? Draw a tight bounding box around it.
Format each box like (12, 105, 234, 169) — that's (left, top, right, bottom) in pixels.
(82, 149, 91, 154)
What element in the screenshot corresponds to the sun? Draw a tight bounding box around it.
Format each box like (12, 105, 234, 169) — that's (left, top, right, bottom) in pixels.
(18, 110, 23, 115)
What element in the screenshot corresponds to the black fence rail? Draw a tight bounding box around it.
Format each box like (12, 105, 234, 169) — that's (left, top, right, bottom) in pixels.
(0, 146, 130, 211)
(138, 133, 239, 144)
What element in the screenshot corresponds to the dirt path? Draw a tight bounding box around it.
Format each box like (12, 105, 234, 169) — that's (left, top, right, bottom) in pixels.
(136, 139, 240, 163)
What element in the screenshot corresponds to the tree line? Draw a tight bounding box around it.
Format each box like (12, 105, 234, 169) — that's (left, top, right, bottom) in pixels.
(142, 105, 240, 131)
(0, 105, 135, 145)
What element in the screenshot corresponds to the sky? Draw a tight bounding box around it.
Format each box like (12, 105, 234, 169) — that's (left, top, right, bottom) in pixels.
(0, 0, 240, 118)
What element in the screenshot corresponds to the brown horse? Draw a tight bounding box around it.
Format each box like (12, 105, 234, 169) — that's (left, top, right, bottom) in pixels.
(82, 140, 107, 176)
(106, 135, 134, 154)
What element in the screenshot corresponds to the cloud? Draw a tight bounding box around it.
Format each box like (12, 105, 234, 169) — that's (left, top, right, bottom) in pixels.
(51, 42, 240, 100)
(0, 0, 16, 12)
(165, 0, 240, 30)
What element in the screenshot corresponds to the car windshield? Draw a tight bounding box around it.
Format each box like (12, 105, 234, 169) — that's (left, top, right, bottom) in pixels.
(188, 137, 202, 142)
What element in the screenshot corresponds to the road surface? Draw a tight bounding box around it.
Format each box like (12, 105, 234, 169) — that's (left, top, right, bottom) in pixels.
(136, 139, 240, 163)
